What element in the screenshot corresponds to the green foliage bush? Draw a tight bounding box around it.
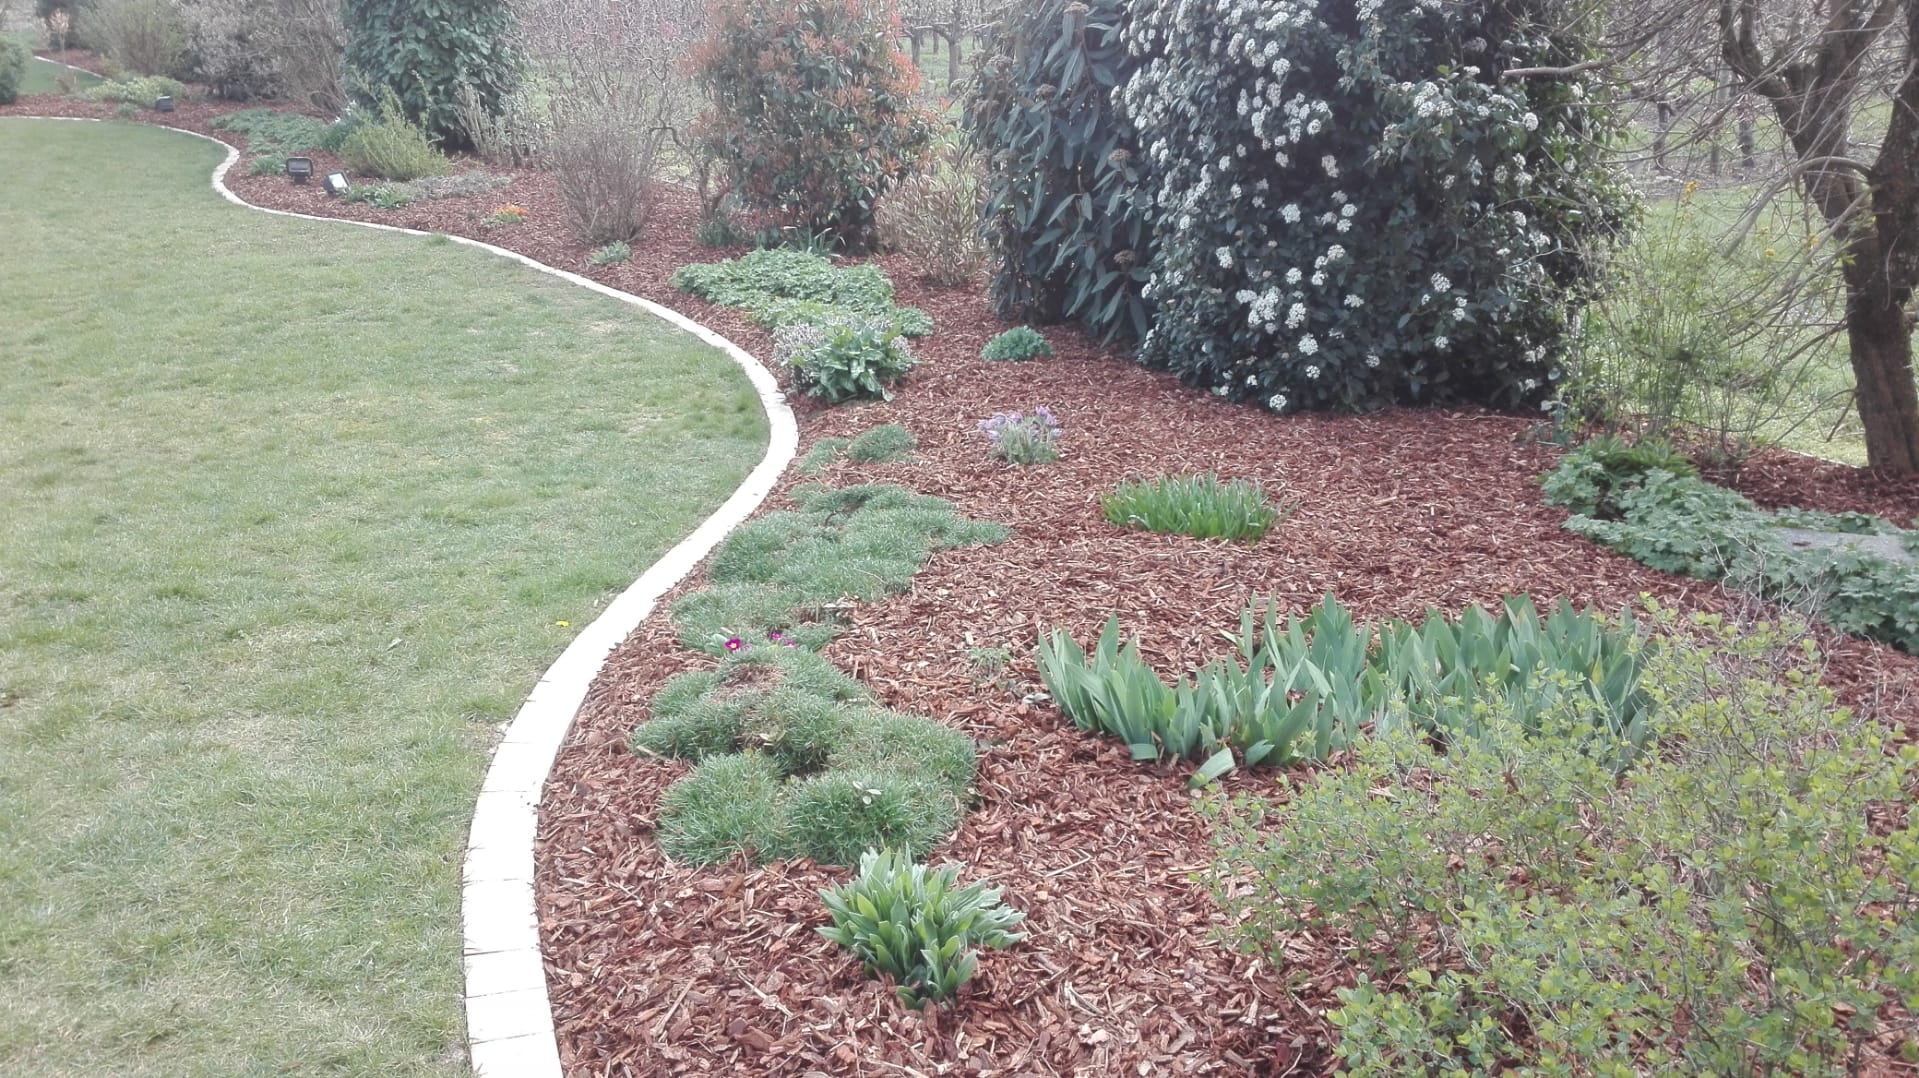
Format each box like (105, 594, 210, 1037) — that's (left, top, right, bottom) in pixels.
(980, 327, 1052, 363)
(818, 849, 1027, 1007)
(670, 483, 1006, 655)
(1544, 444, 1919, 651)
(0, 36, 29, 106)
(1101, 474, 1284, 542)
(337, 90, 450, 181)
(1039, 594, 1649, 782)
(634, 647, 977, 867)
(1209, 610, 1919, 1075)
(84, 0, 188, 78)
(964, 0, 1152, 341)
(343, 0, 517, 146)
(1538, 433, 1698, 518)
(80, 73, 186, 105)
(587, 242, 631, 267)
(772, 319, 918, 405)
(1118, 0, 1634, 413)
(844, 424, 916, 463)
(691, 0, 934, 250)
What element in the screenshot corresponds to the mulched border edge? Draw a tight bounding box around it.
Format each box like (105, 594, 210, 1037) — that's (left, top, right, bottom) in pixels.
(2, 116, 799, 1078)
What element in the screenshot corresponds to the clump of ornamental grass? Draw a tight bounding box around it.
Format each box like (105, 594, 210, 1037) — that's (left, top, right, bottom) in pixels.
(1102, 473, 1284, 541)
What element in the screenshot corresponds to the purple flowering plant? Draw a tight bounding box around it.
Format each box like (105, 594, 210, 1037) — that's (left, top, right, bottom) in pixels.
(977, 407, 1063, 465)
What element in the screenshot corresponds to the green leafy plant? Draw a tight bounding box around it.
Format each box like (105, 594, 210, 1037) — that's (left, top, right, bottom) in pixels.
(772, 319, 918, 404)
(79, 73, 187, 105)
(964, 0, 1153, 341)
(343, 0, 517, 146)
(874, 140, 988, 287)
(211, 108, 331, 157)
(691, 0, 934, 251)
(587, 242, 631, 266)
(977, 408, 1062, 466)
(0, 35, 33, 106)
(845, 424, 916, 463)
(1101, 474, 1284, 541)
(340, 182, 417, 210)
(1208, 609, 1919, 1076)
(817, 848, 1027, 1007)
(1119, 0, 1634, 413)
(1539, 433, 1699, 519)
(337, 88, 451, 181)
(980, 327, 1052, 363)
(672, 248, 932, 340)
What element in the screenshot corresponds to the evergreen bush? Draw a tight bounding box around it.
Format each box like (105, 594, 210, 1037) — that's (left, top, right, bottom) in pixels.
(964, 0, 1152, 340)
(0, 35, 29, 106)
(691, 0, 934, 251)
(343, 0, 517, 146)
(1118, 0, 1634, 412)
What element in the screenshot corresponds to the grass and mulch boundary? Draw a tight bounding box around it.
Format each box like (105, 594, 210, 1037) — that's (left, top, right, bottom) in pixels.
(9, 82, 1919, 1074)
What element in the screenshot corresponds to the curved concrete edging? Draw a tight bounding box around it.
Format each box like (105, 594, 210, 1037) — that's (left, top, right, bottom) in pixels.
(7, 116, 798, 1078)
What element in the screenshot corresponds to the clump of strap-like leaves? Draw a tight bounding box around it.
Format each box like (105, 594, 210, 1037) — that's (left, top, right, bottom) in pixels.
(1118, 0, 1634, 413)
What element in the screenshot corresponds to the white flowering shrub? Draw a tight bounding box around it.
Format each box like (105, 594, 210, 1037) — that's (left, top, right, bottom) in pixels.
(1119, 0, 1633, 412)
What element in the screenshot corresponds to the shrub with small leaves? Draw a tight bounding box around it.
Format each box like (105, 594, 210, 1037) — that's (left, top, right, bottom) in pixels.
(1102, 474, 1284, 541)
(818, 848, 1027, 1007)
(980, 327, 1052, 363)
(0, 35, 27, 106)
(587, 242, 632, 266)
(977, 408, 1062, 466)
(338, 88, 450, 181)
(691, 0, 934, 250)
(343, 0, 517, 146)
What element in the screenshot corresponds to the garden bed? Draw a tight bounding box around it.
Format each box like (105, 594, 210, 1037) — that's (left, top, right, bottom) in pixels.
(13, 89, 1919, 1074)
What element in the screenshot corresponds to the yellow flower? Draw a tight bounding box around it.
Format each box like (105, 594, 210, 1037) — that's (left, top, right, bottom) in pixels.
(554, 620, 570, 627)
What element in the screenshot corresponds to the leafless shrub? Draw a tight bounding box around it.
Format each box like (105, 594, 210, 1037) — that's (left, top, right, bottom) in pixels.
(454, 80, 545, 168)
(508, 0, 702, 244)
(876, 142, 987, 286)
(83, 0, 186, 78)
(173, 0, 344, 107)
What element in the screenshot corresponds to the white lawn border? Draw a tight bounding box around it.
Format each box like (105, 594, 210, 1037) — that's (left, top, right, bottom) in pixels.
(7, 117, 798, 1078)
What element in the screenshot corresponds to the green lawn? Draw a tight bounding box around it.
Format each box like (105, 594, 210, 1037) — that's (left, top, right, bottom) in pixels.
(0, 119, 768, 1074)
(20, 55, 101, 96)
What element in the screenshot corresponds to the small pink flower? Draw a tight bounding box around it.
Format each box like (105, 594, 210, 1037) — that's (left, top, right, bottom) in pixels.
(724, 636, 745, 652)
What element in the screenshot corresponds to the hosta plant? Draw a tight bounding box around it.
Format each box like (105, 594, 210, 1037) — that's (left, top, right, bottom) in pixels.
(817, 848, 1026, 1007)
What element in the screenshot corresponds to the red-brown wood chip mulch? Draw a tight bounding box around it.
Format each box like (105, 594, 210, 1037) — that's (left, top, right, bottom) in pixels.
(14, 88, 1919, 1074)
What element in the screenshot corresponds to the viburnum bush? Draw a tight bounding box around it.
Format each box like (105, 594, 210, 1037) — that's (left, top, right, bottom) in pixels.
(1118, 0, 1634, 413)
(692, 0, 934, 251)
(964, 0, 1153, 341)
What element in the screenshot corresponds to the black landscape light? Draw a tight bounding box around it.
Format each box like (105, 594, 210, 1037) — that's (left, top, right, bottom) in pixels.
(285, 157, 314, 185)
(153, 95, 174, 112)
(322, 172, 349, 197)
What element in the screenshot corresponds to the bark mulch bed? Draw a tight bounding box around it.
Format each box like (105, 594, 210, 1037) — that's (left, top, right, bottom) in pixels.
(13, 91, 1919, 1074)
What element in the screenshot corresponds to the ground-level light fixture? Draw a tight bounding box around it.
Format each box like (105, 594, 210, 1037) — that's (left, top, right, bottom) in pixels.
(153, 95, 174, 113)
(285, 157, 314, 185)
(322, 172, 349, 197)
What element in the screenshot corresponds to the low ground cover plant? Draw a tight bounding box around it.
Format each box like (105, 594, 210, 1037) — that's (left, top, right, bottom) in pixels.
(772, 319, 918, 404)
(1545, 438, 1919, 651)
(211, 107, 329, 157)
(587, 242, 631, 266)
(844, 424, 916, 463)
(980, 327, 1052, 362)
(1101, 473, 1284, 541)
(672, 248, 933, 339)
(335, 170, 511, 210)
(637, 639, 976, 866)
(977, 408, 1062, 465)
(79, 73, 186, 105)
(1039, 594, 1648, 781)
(818, 848, 1026, 1007)
(1209, 610, 1919, 1075)
(671, 483, 1006, 656)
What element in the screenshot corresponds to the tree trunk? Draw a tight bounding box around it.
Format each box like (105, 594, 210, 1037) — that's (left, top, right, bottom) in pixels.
(1846, 281, 1919, 473)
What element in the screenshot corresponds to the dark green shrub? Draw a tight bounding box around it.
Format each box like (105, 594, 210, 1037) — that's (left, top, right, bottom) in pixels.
(343, 0, 517, 146)
(0, 36, 31, 105)
(818, 849, 1026, 1007)
(964, 0, 1152, 341)
(690, 0, 934, 250)
(337, 89, 450, 181)
(980, 327, 1052, 362)
(1209, 610, 1919, 1075)
(1539, 433, 1698, 519)
(1119, 0, 1634, 413)
(1101, 474, 1285, 542)
(318, 114, 362, 154)
(844, 424, 916, 463)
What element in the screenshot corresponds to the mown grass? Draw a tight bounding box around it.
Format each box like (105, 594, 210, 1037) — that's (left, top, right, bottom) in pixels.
(0, 119, 767, 1075)
(20, 55, 101, 95)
